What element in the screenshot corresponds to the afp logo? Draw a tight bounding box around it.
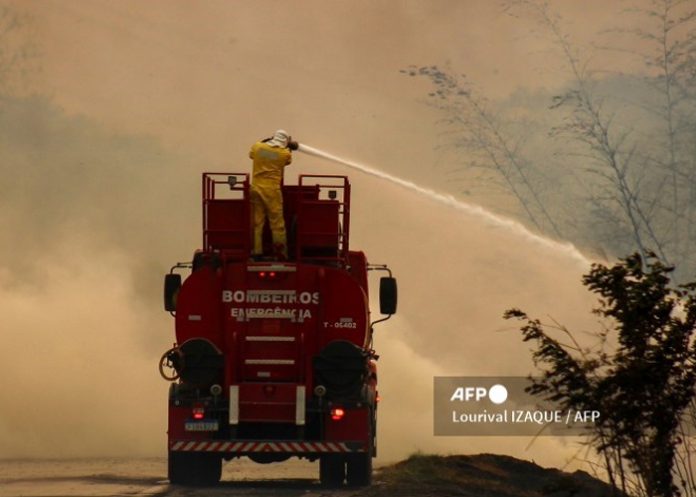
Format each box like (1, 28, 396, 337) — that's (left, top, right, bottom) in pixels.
(450, 384, 508, 405)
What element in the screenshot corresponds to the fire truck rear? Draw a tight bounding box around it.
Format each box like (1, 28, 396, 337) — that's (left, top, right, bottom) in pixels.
(160, 173, 397, 486)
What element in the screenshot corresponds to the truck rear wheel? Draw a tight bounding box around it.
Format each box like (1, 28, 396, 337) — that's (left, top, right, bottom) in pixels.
(346, 452, 372, 486)
(319, 455, 345, 487)
(168, 452, 221, 486)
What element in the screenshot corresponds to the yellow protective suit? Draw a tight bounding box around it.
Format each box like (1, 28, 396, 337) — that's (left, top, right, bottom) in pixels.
(249, 141, 292, 258)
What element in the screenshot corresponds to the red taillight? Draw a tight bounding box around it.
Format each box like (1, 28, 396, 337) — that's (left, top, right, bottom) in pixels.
(192, 406, 205, 420)
(269, 271, 276, 278)
(259, 271, 266, 279)
(257, 271, 277, 280)
(330, 408, 345, 421)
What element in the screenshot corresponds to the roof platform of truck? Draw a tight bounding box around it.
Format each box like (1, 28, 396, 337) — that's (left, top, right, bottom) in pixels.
(201, 173, 351, 267)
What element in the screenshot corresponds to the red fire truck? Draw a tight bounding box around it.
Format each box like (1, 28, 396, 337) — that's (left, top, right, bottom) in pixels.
(160, 173, 397, 487)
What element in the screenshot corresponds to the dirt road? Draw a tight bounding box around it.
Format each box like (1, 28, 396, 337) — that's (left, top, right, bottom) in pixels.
(0, 458, 366, 497)
(0, 453, 621, 497)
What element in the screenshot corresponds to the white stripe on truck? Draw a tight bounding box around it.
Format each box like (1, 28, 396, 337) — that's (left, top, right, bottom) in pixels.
(296, 386, 306, 426)
(229, 385, 239, 425)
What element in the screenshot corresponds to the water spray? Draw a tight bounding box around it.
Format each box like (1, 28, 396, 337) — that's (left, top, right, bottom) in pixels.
(297, 143, 590, 266)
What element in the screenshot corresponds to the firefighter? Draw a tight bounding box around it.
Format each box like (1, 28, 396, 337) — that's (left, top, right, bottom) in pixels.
(249, 130, 293, 260)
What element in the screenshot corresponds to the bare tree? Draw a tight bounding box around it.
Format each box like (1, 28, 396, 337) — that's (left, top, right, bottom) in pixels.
(404, 0, 696, 278)
(626, 0, 696, 270)
(402, 65, 563, 237)
(592, 0, 696, 270)
(522, 0, 696, 280)
(508, 0, 669, 263)
(402, 1, 696, 266)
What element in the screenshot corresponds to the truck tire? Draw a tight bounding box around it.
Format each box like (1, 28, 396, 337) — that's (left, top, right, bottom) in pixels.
(346, 451, 372, 486)
(319, 455, 345, 487)
(168, 452, 221, 486)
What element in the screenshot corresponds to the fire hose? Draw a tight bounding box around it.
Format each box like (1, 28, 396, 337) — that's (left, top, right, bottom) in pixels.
(159, 345, 182, 381)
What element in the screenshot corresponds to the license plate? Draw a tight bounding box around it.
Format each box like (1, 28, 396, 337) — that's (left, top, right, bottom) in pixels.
(185, 421, 219, 432)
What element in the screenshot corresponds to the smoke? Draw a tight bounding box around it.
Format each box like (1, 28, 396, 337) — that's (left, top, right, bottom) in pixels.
(0, 242, 162, 457)
(341, 166, 600, 466)
(0, 96, 197, 457)
(0, 95, 603, 471)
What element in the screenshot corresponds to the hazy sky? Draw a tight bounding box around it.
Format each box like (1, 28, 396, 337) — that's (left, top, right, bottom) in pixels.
(1, 0, 654, 466)
(13, 0, 646, 189)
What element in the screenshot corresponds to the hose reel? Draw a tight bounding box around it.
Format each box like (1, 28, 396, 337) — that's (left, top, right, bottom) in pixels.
(158, 338, 224, 385)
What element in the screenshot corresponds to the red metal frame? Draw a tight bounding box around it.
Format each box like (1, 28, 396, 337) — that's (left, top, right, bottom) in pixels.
(201, 172, 251, 258)
(297, 175, 351, 265)
(200, 172, 351, 266)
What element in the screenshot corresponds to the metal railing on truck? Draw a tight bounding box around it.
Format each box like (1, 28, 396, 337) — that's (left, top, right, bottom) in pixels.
(201, 172, 350, 265)
(295, 175, 350, 265)
(202, 173, 251, 259)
